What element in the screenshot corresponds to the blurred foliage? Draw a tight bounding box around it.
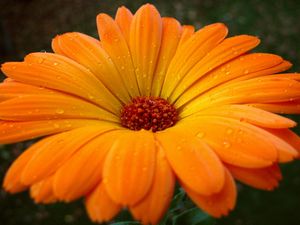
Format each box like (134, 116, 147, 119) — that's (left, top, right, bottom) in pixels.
(0, 0, 300, 225)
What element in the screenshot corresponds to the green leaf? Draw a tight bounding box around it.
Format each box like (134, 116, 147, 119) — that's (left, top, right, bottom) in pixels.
(169, 188, 186, 209)
(110, 222, 140, 225)
(172, 208, 216, 225)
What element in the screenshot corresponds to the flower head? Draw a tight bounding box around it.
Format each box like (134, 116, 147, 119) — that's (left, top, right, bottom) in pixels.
(1, 3, 300, 225)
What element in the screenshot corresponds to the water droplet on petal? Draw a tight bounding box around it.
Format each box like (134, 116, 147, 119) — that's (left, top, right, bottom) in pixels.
(53, 62, 58, 66)
(56, 109, 65, 114)
(38, 58, 44, 64)
(223, 141, 231, 149)
(226, 129, 233, 135)
(66, 123, 72, 128)
(88, 94, 95, 100)
(196, 132, 205, 138)
(244, 69, 249, 74)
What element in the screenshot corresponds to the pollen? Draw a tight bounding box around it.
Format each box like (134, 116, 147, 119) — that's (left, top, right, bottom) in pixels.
(120, 96, 178, 132)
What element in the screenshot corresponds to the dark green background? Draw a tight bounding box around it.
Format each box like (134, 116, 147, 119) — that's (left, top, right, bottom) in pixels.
(0, 0, 299, 225)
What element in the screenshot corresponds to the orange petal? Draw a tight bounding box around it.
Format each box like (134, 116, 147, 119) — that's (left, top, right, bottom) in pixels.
(177, 25, 195, 50)
(183, 169, 237, 217)
(182, 76, 300, 116)
(176, 116, 278, 168)
(264, 128, 300, 157)
(194, 104, 296, 129)
(130, 145, 175, 225)
(273, 73, 300, 81)
(53, 131, 117, 201)
(21, 125, 117, 185)
(97, 13, 140, 97)
(52, 32, 131, 103)
(161, 23, 228, 99)
(103, 130, 156, 206)
(151, 17, 182, 97)
(252, 100, 300, 114)
(129, 4, 162, 96)
(85, 182, 121, 223)
(0, 119, 105, 144)
(177, 53, 283, 109)
(0, 81, 56, 102)
(1, 53, 121, 114)
(3, 141, 41, 193)
(0, 94, 117, 122)
(156, 128, 225, 195)
(30, 176, 57, 204)
(172, 35, 260, 103)
(230, 61, 292, 83)
(115, 6, 133, 43)
(226, 163, 282, 190)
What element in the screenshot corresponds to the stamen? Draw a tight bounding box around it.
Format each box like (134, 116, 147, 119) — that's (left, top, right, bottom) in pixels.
(120, 96, 178, 132)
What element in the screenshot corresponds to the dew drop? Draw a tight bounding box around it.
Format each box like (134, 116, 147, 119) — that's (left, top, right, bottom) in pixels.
(225, 71, 230, 75)
(196, 132, 205, 138)
(53, 123, 60, 128)
(223, 141, 231, 149)
(244, 69, 249, 74)
(88, 94, 95, 100)
(176, 146, 182, 151)
(226, 129, 233, 135)
(212, 74, 218, 79)
(55, 109, 65, 114)
(53, 62, 58, 66)
(38, 58, 44, 64)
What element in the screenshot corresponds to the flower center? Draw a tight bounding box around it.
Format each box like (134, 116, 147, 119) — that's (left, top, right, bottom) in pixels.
(120, 96, 178, 132)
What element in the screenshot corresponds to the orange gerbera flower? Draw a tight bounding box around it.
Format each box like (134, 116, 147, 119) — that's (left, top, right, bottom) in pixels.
(1, 3, 300, 225)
